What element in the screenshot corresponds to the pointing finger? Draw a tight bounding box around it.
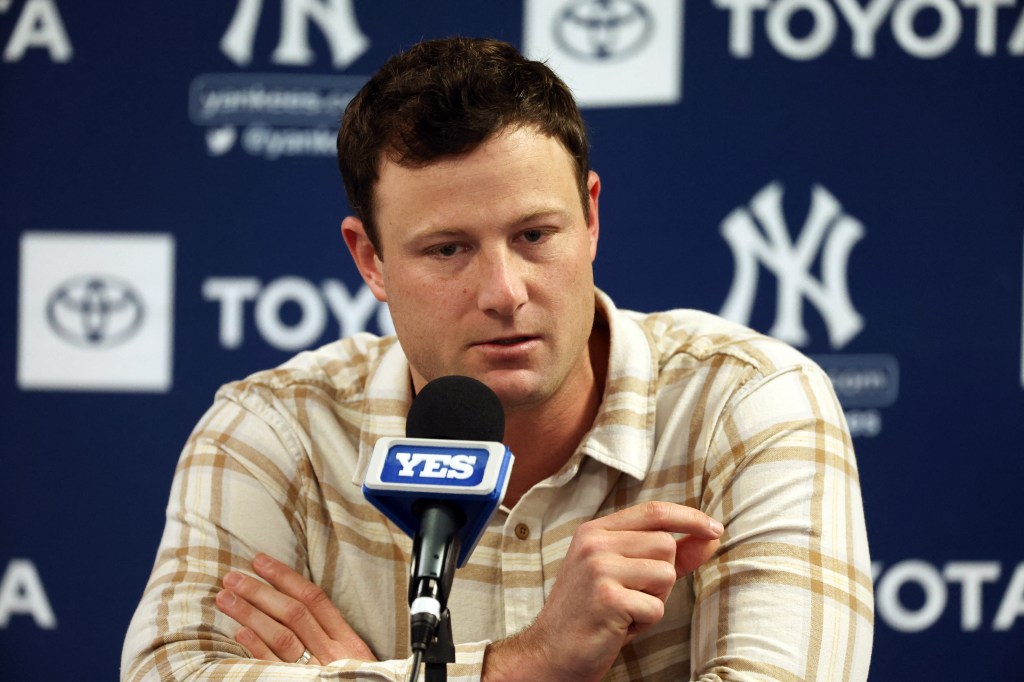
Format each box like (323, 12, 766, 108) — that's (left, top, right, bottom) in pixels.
(594, 501, 724, 539)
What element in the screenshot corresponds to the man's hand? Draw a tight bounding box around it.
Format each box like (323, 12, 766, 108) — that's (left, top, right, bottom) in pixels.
(215, 553, 377, 666)
(484, 501, 723, 682)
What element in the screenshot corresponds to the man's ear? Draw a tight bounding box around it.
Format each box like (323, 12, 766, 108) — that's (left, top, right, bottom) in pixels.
(586, 170, 601, 262)
(342, 216, 387, 302)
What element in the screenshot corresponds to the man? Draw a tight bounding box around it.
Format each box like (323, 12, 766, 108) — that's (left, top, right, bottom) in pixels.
(123, 37, 873, 681)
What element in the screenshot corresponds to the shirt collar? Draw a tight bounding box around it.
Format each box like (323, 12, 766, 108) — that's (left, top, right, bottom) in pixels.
(352, 339, 413, 485)
(574, 289, 657, 481)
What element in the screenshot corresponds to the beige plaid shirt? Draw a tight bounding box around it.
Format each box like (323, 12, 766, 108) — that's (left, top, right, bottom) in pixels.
(122, 290, 873, 681)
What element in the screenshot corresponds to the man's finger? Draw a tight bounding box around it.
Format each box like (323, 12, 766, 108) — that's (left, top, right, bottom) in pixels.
(216, 589, 306, 662)
(576, 529, 677, 563)
(234, 626, 282, 662)
(221, 570, 332, 653)
(616, 557, 679, 600)
(250, 554, 376, 662)
(594, 501, 724, 539)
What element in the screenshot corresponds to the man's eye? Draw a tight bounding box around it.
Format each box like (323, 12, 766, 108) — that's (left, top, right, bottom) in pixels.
(432, 244, 460, 257)
(523, 230, 545, 243)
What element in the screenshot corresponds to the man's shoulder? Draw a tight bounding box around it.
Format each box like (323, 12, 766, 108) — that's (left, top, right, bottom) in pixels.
(623, 307, 813, 378)
(217, 333, 400, 406)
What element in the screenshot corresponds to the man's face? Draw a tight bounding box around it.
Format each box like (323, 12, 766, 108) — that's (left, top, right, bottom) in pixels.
(345, 127, 600, 413)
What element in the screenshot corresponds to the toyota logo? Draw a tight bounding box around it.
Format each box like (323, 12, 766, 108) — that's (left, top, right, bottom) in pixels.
(554, 0, 654, 63)
(46, 275, 146, 348)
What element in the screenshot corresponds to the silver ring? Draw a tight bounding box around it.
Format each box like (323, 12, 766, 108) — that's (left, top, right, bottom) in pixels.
(295, 649, 312, 665)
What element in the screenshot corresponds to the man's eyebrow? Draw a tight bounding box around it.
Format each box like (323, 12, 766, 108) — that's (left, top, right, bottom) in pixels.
(412, 226, 465, 238)
(404, 207, 576, 243)
(514, 207, 575, 225)
(416, 209, 573, 233)
(405, 226, 467, 244)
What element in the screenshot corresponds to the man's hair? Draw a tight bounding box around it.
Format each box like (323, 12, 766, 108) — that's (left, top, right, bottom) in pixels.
(337, 36, 591, 254)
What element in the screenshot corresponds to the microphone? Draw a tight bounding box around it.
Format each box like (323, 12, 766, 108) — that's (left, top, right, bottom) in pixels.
(362, 375, 514, 661)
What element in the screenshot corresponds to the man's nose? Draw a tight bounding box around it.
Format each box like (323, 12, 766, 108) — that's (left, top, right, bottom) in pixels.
(476, 248, 528, 316)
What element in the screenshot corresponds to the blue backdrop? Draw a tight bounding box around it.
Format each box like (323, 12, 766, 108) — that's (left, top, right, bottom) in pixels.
(2, 1, 1022, 679)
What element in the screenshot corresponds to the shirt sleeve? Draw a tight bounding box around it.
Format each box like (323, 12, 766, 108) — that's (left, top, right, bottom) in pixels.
(690, 363, 874, 682)
(120, 392, 490, 682)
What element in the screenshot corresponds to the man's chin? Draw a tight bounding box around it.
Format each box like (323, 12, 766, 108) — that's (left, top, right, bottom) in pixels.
(475, 371, 551, 412)
(412, 366, 550, 411)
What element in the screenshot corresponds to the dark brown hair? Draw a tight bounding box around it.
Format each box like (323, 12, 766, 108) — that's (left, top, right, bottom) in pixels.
(337, 36, 590, 254)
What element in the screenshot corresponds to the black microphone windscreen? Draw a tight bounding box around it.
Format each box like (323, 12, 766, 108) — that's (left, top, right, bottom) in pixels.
(405, 375, 505, 442)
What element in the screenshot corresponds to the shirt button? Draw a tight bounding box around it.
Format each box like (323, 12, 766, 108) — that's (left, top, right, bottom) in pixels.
(514, 523, 530, 540)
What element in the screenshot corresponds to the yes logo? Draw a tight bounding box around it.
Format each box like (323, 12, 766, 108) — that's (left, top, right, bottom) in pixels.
(394, 452, 480, 481)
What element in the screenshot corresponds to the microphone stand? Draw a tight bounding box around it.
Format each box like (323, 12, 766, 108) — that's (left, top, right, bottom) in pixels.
(408, 503, 463, 682)
(422, 606, 455, 682)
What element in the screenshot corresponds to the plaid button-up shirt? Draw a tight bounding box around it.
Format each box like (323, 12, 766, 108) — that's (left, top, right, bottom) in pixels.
(123, 290, 873, 681)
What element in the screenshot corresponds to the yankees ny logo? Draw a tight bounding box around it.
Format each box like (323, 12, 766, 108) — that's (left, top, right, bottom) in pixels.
(220, 0, 368, 68)
(720, 182, 864, 349)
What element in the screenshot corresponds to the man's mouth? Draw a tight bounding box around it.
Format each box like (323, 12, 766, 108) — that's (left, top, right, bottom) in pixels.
(489, 337, 532, 346)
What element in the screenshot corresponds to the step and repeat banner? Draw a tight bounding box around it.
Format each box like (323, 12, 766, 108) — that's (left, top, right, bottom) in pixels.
(2, 1, 1022, 679)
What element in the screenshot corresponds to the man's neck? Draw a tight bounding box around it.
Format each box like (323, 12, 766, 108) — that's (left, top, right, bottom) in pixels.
(500, 318, 610, 507)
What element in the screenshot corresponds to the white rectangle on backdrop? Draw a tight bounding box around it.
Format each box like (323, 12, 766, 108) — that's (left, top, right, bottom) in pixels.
(523, 0, 684, 108)
(18, 232, 176, 392)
